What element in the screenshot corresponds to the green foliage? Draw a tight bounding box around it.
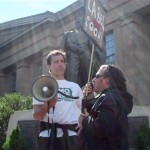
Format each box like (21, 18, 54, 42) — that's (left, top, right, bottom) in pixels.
(134, 123, 150, 149)
(3, 126, 27, 150)
(0, 93, 32, 148)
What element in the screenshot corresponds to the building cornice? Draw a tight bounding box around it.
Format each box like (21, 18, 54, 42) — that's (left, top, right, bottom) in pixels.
(0, 11, 55, 30)
(0, 18, 52, 49)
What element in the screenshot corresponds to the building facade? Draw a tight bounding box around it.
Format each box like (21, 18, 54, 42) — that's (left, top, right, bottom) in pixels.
(0, 0, 150, 105)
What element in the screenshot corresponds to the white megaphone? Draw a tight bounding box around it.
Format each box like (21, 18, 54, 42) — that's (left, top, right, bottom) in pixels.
(32, 75, 58, 102)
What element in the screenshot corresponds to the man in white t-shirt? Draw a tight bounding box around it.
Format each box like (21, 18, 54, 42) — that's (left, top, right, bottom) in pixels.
(32, 50, 84, 150)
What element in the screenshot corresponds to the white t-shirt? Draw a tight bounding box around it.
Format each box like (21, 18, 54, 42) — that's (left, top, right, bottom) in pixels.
(33, 79, 83, 137)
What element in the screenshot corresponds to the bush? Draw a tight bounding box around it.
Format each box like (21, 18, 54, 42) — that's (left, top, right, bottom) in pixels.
(0, 93, 32, 149)
(134, 123, 150, 149)
(3, 126, 27, 150)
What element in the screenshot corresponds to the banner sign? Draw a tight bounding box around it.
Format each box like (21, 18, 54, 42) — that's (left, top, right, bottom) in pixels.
(83, 0, 105, 48)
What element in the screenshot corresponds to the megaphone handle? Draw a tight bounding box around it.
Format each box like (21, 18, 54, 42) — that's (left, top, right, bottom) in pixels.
(47, 101, 50, 136)
(48, 104, 55, 150)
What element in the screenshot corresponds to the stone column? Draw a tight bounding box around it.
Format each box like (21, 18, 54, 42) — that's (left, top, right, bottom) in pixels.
(16, 60, 30, 96)
(119, 13, 149, 105)
(42, 49, 52, 75)
(0, 71, 6, 95)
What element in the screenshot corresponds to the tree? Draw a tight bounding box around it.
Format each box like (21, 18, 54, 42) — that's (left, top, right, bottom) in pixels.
(134, 123, 150, 150)
(3, 126, 27, 150)
(0, 93, 32, 149)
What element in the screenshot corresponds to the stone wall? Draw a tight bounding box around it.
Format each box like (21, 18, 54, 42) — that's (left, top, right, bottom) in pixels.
(6, 105, 150, 149)
(18, 120, 39, 150)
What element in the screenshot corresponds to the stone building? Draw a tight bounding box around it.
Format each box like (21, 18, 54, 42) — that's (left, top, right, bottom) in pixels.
(0, 0, 150, 106)
(1, 1, 150, 149)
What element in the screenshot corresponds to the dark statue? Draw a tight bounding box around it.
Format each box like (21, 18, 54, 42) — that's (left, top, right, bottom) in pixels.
(61, 18, 106, 87)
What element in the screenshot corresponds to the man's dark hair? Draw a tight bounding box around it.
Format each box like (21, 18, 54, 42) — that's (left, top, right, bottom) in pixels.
(47, 49, 66, 65)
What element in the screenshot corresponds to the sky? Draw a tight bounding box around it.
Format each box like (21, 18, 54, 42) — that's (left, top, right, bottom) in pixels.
(0, 0, 77, 23)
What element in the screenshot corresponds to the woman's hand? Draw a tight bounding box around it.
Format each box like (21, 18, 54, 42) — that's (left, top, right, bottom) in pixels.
(83, 82, 94, 99)
(75, 124, 83, 136)
(76, 112, 89, 136)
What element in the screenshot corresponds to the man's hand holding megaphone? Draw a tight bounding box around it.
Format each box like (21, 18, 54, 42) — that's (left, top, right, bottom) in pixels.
(33, 95, 57, 120)
(47, 95, 58, 109)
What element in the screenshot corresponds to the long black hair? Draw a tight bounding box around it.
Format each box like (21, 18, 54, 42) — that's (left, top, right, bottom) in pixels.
(101, 64, 127, 92)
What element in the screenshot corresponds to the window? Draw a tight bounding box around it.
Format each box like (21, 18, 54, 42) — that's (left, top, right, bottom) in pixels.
(105, 31, 116, 64)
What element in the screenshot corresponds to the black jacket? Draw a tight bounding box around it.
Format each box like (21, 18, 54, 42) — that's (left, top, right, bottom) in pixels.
(82, 88, 133, 150)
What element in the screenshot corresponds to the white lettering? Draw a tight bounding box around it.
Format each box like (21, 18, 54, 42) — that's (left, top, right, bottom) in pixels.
(101, 15, 105, 32)
(91, 0, 96, 18)
(88, 0, 92, 14)
(94, 28, 98, 37)
(85, 16, 90, 30)
(84, 0, 105, 48)
(97, 7, 102, 24)
(98, 30, 103, 41)
(89, 21, 94, 31)
(97, 7, 105, 32)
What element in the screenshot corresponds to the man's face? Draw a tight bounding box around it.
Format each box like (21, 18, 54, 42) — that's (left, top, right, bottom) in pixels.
(92, 66, 109, 93)
(49, 54, 66, 77)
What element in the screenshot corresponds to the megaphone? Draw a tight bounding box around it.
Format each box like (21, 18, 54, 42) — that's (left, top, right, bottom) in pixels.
(32, 75, 80, 102)
(32, 75, 58, 102)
